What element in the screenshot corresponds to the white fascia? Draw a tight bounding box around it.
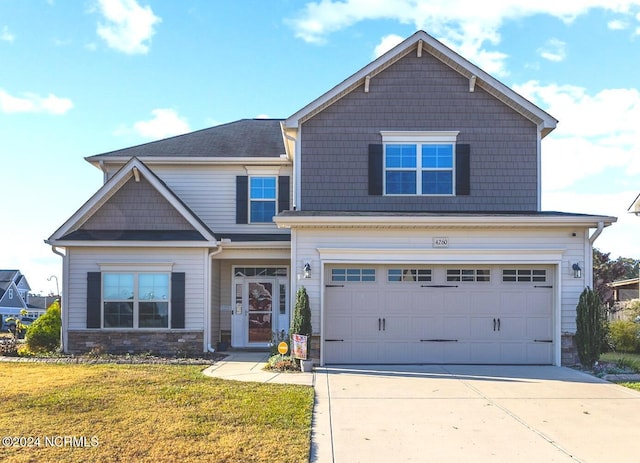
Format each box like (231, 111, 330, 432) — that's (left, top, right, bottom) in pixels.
(274, 214, 617, 229)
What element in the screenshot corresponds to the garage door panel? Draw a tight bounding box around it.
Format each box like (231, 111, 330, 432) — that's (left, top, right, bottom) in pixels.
(444, 342, 472, 363)
(415, 342, 445, 363)
(470, 316, 494, 339)
(527, 342, 553, 364)
(498, 316, 526, 340)
(413, 316, 444, 339)
(384, 316, 413, 339)
(325, 315, 352, 339)
(443, 317, 471, 340)
(352, 342, 381, 363)
(324, 265, 554, 365)
(527, 318, 553, 340)
(351, 288, 381, 314)
(352, 316, 383, 339)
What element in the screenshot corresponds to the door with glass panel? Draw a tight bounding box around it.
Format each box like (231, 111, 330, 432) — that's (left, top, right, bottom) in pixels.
(231, 267, 289, 348)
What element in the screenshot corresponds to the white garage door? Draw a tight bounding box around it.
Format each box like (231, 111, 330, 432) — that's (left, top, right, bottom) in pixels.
(324, 265, 554, 364)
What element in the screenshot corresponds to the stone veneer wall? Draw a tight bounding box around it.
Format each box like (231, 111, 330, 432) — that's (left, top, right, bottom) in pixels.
(561, 333, 578, 366)
(67, 330, 204, 355)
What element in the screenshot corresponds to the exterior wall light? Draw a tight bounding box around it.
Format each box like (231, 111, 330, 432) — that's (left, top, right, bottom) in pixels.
(572, 263, 582, 279)
(303, 262, 311, 279)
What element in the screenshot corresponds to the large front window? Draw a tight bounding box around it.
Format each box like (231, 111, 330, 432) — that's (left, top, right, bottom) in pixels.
(250, 176, 277, 223)
(382, 131, 458, 195)
(103, 273, 169, 328)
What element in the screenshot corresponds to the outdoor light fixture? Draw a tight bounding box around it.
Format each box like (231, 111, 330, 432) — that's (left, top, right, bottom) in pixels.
(303, 262, 311, 279)
(572, 263, 582, 279)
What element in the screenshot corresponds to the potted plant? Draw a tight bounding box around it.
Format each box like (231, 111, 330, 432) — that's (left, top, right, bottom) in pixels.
(291, 286, 313, 372)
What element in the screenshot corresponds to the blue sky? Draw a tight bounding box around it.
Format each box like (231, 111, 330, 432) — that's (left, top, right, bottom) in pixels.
(1, 0, 639, 294)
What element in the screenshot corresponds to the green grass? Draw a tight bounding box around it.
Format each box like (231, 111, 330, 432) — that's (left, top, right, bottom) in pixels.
(600, 352, 640, 372)
(0, 363, 314, 462)
(620, 382, 640, 392)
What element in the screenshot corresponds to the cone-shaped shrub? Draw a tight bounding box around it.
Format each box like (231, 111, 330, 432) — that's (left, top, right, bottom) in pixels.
(575, 287, 605, 369)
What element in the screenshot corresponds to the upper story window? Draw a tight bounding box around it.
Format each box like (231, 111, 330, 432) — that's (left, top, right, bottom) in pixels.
(236, 170, 290, 225)
(381, 131, 458, 196)
(250, 176, 277, 223)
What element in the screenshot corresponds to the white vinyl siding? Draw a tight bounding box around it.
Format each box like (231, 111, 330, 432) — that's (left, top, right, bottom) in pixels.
(66, 247, 207, 330)
(143, 164, 292, 235)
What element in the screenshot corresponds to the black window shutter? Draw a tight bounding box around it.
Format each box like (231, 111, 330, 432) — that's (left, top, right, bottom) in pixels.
(368, 144, 383, 195)
(455, 144, 471, 196)
(236, 176, 248, 224)
(86, 272, 102, 329)
(278, 176, 290, 213)
(171, 272, 186, 329)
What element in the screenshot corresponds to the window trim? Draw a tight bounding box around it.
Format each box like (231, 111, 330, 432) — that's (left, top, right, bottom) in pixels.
(101, 271, 171, 330)
(381, 131, 459, 196)
(248, 175, 278, 224)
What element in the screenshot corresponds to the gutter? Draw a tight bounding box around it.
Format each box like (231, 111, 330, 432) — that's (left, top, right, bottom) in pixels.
(48, 245, 66, 352)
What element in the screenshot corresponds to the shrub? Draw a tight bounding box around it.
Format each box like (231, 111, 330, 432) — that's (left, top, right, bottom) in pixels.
(25, 300, 61, 352)
(575, 287, 606, 369)
(608, 320, 640, 353)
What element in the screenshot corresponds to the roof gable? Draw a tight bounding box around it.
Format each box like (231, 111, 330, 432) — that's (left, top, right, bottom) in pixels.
(285, 30, 557, 137)
(48, 158, 217, 244)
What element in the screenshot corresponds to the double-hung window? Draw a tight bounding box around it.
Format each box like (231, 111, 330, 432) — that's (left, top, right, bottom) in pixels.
(103, 272, 170, 328)
(250, 176, 277, 223)
(382, 131, 458, 195)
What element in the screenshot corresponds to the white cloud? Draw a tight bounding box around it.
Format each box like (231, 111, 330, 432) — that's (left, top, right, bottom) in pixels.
(255, 114, 271, 119)
(287, 0, 640, 76)
(95, 0, 161, 54)
(132, 109, 190, 139)
(538, 38, 567, 62)
(374, 34, 404, 58)
(1, 25, 15, 42)
(514, 81, 640, 191)
(0, 89, 73, 114)
(608, 19, 628, 30)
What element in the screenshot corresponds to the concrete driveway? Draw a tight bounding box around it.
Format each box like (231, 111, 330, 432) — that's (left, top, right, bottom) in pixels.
(311, 365, 640, 463)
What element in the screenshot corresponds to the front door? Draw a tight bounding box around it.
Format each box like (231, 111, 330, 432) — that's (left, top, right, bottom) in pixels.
(231, 267, 289, 348)
(247, 280, 274, 343)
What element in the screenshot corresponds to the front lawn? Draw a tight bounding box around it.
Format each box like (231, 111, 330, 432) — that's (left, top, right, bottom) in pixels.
(0, 363, 314, 462)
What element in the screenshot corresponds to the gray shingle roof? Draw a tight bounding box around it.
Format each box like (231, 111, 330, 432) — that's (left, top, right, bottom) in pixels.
(87, 119, 285, 159)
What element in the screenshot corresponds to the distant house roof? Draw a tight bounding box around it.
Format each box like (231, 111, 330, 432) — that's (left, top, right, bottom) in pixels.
(85, 119, 286, 162)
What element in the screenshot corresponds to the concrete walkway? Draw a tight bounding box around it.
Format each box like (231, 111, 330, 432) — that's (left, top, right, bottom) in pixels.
(204, 355, 640, 463)
(202, 351, 314, 386)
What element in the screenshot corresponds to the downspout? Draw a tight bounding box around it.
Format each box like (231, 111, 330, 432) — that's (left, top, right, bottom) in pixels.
(49, 245, 67, 352)
(588, 221, 605, 288)
(206, 243, 225, 353)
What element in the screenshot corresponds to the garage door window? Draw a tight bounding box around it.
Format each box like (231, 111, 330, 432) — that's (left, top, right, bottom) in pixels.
(502, 269, 546, 282)
(446, 269, 490, 282)
(388, 269, 432, 282)
(331, 268, 376, 282)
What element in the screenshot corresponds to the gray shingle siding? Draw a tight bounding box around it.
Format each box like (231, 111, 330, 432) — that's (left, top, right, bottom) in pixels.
(80, 177, 194, 231)
(299, 52, 538, 212)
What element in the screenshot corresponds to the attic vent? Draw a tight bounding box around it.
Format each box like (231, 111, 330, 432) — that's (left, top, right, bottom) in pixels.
(364, 75, 370, 93)
(417, 40, 423, 57)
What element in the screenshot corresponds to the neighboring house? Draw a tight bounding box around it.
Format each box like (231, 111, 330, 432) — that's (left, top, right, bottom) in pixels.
(610, 278, 640, 303)
(629, 193, 640, 216)
(47, 31, 616, 366)
(0, 270, 44, 329)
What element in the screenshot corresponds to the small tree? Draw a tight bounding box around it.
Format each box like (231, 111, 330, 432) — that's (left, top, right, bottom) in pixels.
(4, 309, 29, 339)
(575, 287, 606, 368)
(291, 286, 312, 363)
(26, 299, 62, 352)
